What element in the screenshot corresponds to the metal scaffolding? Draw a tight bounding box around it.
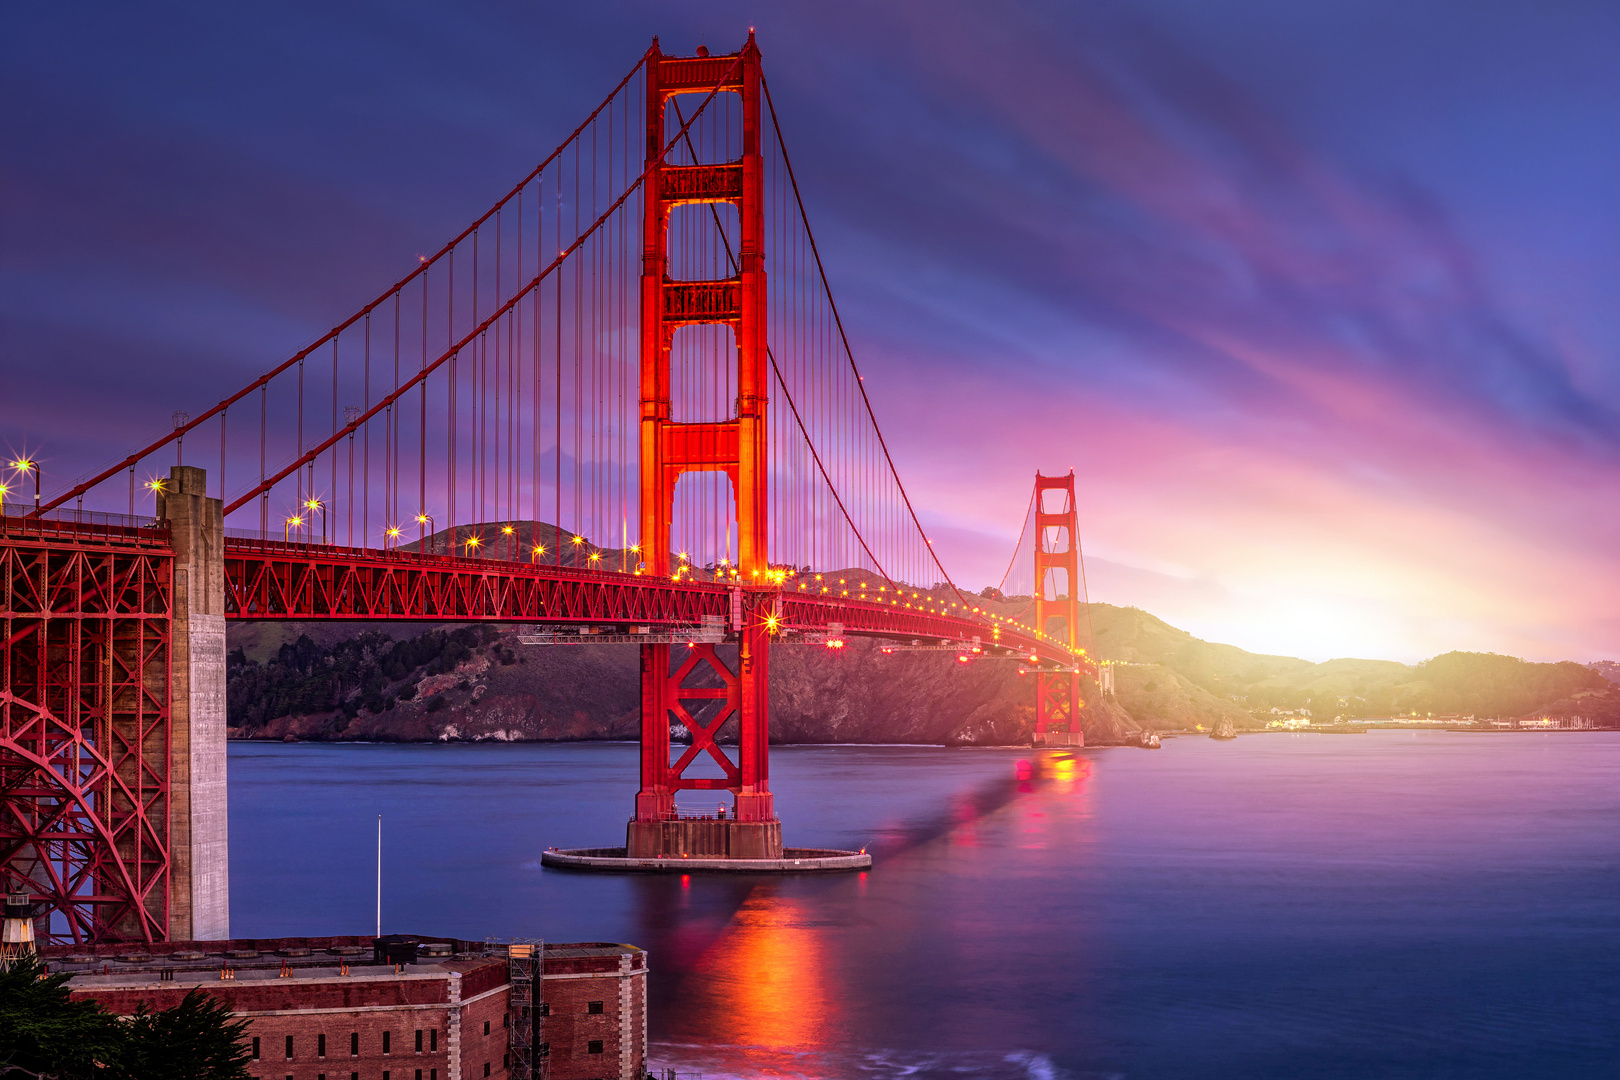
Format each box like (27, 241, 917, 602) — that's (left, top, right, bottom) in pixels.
(506, 940, 547, 1080)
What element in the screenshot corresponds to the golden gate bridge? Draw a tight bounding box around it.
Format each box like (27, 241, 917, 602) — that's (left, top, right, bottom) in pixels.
(1, 35, 1092, 945)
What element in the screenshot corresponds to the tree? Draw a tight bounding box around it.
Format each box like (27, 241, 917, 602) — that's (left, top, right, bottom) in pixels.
(120, 990, 253, 1080)
(0, 956, 252, 1080)
(0, 955, 124, 1080)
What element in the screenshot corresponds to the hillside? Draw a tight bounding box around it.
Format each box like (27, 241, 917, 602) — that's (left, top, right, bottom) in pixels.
(224, 597, 1608, 744)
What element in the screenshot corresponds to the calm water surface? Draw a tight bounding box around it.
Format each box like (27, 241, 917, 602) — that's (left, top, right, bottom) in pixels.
(229, 732, 1620, 1079)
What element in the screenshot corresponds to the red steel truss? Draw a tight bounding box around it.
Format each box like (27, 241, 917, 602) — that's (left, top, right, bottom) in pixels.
(219, 537, 1074, 661)
(0, 517, 173, 945)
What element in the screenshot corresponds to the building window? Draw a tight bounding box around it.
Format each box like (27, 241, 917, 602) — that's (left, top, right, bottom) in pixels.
(384, 1073, 390, 1080)
(483, 1064, 490, 1078)
(588, 1039, 604, 1054)
(416, 1029, 423, 1053)
(351, 1074, 359, 1080)
(252, 1036, 260, 1060)
(319, 1033, 327, 1058)
(351, 1033, 360, 1057)
(587, 1001, 604, 1014)
(503, 1052, 510, 1067)
(319, 1075, 326, 1080)
(430, 1030, 438, 1052)
(503, 1013, 510, 1028)
(416, 1072, 423, 1080)
(538, 1002, 550, 1016)
(383, 1031, 392, 1054)
(287, 1035, 295, 1059)
(538, 1042, 549, 1058)
(482, 1019, 490, 1036)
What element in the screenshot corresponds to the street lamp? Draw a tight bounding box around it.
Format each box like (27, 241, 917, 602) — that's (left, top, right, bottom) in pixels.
(303, 498, 327, 546)
(144, 477, 167, 520)
(284, 515, 304, 542)
(414, 512, 435, 551)
(10, 459, 40, 515)
(384, 526, 402, 551)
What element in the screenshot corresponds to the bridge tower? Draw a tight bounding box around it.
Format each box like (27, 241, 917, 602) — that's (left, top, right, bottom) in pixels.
(1033, 472, 1085, 748)
(630, 35, 780, 859)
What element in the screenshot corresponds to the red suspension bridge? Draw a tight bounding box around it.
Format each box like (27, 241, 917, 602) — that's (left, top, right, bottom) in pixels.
(1, 35, 1093, 945)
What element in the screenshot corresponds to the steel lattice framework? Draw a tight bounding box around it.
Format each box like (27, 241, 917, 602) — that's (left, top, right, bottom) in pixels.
(0, 517, 172, 945)
(220, 537, 1065, 658)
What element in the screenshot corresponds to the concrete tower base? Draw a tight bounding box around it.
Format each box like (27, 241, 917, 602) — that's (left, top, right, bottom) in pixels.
(542, 846, 870, 874)
(625, 818, 782, 860)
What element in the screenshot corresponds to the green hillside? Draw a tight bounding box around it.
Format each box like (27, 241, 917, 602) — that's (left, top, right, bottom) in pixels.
(1075, 603, 1607, 725)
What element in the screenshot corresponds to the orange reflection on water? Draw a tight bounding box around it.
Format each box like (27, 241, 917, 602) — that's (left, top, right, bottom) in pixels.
(694, 886, 837, 1049)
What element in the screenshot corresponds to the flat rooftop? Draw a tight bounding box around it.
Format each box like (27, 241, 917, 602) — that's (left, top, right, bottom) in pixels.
(43, 935, 641, 987)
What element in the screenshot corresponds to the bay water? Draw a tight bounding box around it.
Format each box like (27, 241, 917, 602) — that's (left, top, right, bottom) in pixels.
(229, 732, 1620, 1078)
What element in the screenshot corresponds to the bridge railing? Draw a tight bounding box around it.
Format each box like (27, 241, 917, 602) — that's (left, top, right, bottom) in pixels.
(1, 505, 170, 547)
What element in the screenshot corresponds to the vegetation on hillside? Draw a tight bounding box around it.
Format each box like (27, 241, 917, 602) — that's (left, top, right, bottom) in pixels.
(226, 625, 511, 734)
(1079, 603, 1607, 722)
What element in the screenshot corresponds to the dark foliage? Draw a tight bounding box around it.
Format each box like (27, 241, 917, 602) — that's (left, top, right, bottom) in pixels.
(0, 955, 123, 1079)
(121, 990, 252, 1080)
(0, 956, 250, 1079)
(227, 625, 499, 730)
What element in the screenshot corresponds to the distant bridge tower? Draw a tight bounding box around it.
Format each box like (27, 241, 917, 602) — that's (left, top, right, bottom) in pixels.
(1033, 471, 1085, 748)
(630, 35, 780, 858)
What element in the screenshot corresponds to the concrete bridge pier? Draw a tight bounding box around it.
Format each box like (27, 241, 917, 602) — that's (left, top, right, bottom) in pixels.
(155, 466, 229, 940)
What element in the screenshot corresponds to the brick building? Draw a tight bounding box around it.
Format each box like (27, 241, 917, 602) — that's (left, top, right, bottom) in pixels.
(45, 935, 646, 1080)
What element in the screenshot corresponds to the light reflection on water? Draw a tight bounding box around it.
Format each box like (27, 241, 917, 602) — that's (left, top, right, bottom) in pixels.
(231, 733, 1620, 1079)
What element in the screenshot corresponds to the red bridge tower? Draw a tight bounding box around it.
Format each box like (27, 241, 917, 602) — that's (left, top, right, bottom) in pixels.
(630, 36, 779, 858)
(1033, 472, 1086, 748)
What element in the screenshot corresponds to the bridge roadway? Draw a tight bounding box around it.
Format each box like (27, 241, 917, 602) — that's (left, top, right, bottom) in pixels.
(222, 535, 1084, 669)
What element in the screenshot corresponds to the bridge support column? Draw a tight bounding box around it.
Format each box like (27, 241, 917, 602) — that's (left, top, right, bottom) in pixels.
(155, 466, 229, 939)
(629, 35, 782, 860)
(1032, 471, 1086, 749)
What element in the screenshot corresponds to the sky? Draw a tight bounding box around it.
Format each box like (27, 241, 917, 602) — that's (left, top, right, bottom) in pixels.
(3, 1, 1618, 664)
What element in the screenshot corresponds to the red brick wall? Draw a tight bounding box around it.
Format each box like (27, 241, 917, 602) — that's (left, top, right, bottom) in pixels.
(238, 1008, 450, 1079)
(459, 985, 512, 1080)
(541, 970, 644, 1080)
